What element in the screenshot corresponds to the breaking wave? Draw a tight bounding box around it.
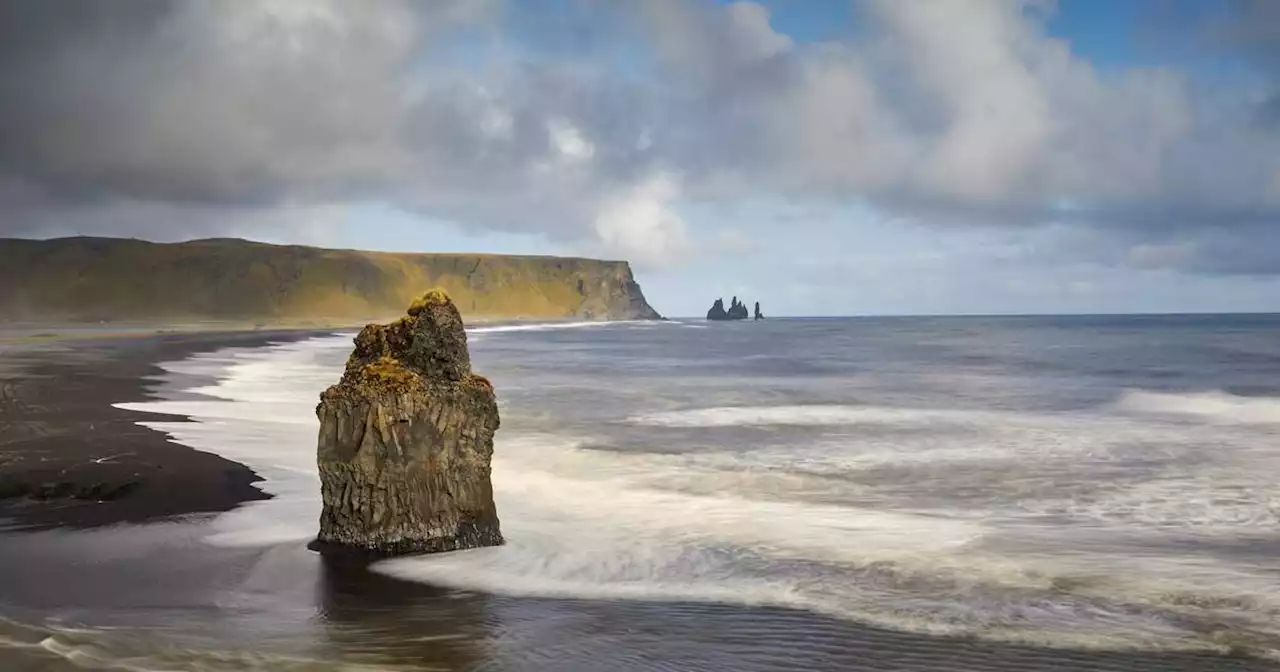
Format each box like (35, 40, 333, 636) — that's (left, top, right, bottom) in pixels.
(627, 404, 995, 428)
(469, 320, 649, 335)
(1115, 389, 1280, 425)
(0, 615, 410, 672)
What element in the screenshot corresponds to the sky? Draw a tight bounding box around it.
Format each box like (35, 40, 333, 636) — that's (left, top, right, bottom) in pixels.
(3, 0, 1280, 317)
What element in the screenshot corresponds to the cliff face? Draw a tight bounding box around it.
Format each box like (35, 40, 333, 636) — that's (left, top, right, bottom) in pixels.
(0, 237, 661, 324)
(314, 290, 502, 556)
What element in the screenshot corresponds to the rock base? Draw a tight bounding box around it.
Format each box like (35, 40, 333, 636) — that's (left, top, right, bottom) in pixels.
(312, 290, 503, 557)
(308, 519, 502, 559)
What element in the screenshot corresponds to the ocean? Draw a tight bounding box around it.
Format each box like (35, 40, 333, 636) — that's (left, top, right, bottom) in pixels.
(2, 315, 1280, 671)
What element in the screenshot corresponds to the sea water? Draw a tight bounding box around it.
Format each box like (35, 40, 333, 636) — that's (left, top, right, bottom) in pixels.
(8, 315, 1280, 670)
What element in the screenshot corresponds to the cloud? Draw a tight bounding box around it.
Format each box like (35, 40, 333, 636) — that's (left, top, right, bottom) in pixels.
(651, 0, 1280, 272)
(0, 0, 430, 206)
(0, 0, 657, 249)
(870, 0, 1053, 202)
(592, 173, 690, 268)
(2, 0, 1280, 276)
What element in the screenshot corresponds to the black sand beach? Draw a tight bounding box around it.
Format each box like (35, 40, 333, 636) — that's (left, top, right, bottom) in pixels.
(0, 329, 328, 529)
(1, 326, 1279, 671)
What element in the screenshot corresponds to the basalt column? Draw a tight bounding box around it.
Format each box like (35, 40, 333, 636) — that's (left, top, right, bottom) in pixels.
(313, 290, 502, 556)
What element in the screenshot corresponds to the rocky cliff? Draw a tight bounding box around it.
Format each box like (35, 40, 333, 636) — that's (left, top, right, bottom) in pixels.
(0, 236, 661, 324)
(313, 290, 502, 556)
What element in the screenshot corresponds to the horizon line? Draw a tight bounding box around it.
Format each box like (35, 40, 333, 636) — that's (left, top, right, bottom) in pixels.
(668, 311, 1280, 319)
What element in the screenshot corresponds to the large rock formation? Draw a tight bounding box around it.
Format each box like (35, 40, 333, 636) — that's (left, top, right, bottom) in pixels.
(706, 298, 729, 320)
(313, 289, 502, 556)
(706, 296, 754, 321)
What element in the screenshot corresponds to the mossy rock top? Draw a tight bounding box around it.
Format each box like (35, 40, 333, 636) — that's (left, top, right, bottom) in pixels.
(339, 290, 473, 389)
(407, 288, 451, 316)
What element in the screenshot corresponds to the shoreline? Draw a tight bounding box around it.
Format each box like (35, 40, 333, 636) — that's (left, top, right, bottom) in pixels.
(0, 315, 650, 531)
(0, 329, 332, 530)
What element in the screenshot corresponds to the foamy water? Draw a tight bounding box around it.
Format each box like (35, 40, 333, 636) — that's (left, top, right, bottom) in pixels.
(1116, 389, 1280, 425)
(111, 317, 1280, 658)
(469, 320, 649, 334)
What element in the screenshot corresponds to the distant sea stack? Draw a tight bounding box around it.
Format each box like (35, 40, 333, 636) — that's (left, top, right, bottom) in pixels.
(312, 290, 502, 557)
(0, 236, 662, 324)
(706, 296, 756, 321)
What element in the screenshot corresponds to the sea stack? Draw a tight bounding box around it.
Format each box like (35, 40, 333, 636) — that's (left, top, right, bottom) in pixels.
(706, 296, 755, 321)
(312, 289, 502, 556)
(706, 298, 729, 320)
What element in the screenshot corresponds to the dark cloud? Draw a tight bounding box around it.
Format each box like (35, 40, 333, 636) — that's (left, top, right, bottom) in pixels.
(0, 0, 425, 207)
(1212, 0, 1280, 70)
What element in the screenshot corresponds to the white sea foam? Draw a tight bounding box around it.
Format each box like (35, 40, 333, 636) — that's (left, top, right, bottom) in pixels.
(1115, 389, 1280, 425)
(376, 433, 1013, 637)
(116, 337, 342, 547)
(468, 320, 645, 335)
(628, 404, 980, 428)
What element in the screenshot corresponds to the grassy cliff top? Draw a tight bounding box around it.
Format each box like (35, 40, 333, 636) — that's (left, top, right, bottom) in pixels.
(175, 236, 631, 264)
(0, 236, 661, 325)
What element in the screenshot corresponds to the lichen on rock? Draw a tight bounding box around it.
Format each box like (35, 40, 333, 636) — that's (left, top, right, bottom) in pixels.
(312, 289, 502, 556)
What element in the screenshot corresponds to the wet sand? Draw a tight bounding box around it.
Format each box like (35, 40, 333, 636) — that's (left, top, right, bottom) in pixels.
(0, 329, 330, 529)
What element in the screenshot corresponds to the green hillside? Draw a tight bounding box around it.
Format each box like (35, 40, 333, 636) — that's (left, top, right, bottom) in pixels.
(0, 237, 662, 326)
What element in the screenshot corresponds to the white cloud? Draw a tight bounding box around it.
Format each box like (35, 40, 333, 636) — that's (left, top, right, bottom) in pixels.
(547, 118, 596, 161)
(592, 173, 690, 268)
(870, 0, 1052, 202)
(723, 1, 793, 60)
